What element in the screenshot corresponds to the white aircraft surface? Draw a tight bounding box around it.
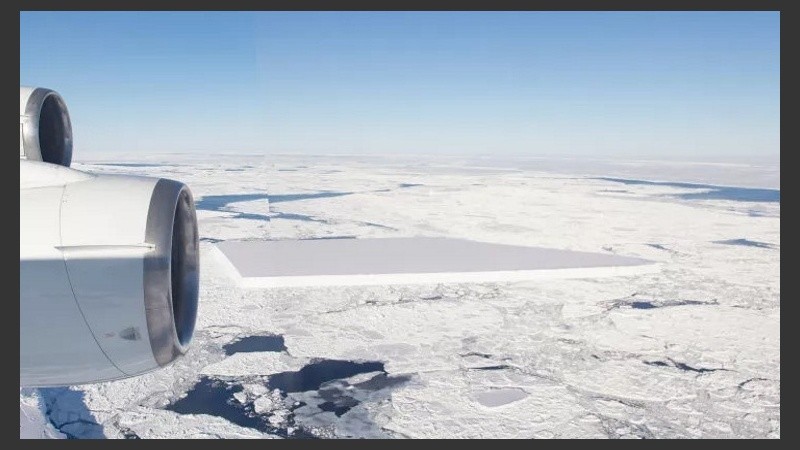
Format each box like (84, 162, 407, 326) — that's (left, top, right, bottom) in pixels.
(20, 87, 200, 388)
(20, 88, 779, 439)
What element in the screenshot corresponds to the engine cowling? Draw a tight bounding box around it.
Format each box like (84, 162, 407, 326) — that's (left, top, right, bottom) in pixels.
(19, 87, 200, 387)
(20, 87, 73, 167)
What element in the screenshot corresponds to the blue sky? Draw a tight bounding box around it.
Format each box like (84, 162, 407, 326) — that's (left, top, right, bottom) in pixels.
(20, 12, 779, 161)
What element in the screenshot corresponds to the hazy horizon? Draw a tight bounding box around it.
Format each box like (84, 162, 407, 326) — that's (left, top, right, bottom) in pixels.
(72, 151, 780, 189)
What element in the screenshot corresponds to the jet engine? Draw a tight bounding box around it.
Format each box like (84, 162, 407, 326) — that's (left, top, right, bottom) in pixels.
(20, 87, 199, 387)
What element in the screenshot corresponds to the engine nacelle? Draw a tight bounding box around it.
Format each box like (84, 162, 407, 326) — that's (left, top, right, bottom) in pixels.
(19, 88, 199, 387)
(20, 87, 73, 167)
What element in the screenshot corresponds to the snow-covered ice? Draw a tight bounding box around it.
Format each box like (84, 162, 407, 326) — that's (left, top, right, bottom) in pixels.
(22, 154, 779, 438)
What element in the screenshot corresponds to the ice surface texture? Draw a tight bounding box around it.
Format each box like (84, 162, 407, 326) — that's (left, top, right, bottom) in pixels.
(23, 155, 779, 439)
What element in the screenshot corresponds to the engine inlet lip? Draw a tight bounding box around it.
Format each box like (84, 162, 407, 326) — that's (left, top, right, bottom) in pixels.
(22, 87, 73, 167)
(143, 179, 200, 366)
(171, 188, 199, 348)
